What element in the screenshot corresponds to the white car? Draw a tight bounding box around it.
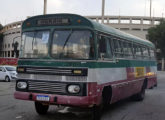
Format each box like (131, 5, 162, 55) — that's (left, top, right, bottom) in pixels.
(0, 66, 17, 82)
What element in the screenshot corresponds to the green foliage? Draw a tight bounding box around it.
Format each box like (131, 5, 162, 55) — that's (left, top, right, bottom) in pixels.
(147, 19, 165, 58)
(0, 24, 3, 42)
(0, 24, 2, 30)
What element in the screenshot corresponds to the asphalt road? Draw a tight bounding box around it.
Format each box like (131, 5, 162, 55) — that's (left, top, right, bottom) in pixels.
(0, 71, 165, 120)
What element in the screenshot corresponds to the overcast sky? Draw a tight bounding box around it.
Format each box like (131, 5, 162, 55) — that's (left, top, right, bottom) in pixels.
(0, 0, 165, 25)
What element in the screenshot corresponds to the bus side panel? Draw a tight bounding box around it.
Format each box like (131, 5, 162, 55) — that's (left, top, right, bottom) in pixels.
(89, 66, 157, 105)
(146, 66, 157, 88)
(88, 67, 144, 104)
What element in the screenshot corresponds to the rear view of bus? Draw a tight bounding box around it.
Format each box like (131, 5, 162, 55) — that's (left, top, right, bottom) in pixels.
(14, 14, 157, 120)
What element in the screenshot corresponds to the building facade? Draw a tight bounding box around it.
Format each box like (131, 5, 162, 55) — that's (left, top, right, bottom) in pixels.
(0, 21, 22, 58)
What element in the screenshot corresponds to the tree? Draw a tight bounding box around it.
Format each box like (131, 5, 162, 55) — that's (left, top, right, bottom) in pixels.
(147, 19, 165, 70)
(0, 24, 3, 42)
(0, 24, 2, 30)
(0, 24, 3, 57)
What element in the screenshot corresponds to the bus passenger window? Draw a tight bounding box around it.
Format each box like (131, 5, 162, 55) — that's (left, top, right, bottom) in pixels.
(149, 49, 155, 60)
(142, 47, 149, 59)
(123, 42, 129, 55)
(98, 36, 106, 59)
(123, 42, 133, 58)
(133, 44, 142, 59)
(113, 39, 123, 58)
(107, 38, 113, 58)
(98, 36, 112, 60)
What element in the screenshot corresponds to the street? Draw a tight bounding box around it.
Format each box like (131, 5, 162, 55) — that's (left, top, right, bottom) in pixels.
(0, 71, 165, 120)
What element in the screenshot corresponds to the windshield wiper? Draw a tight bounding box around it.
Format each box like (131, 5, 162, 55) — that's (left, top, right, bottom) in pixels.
(62, 30, 73, 49)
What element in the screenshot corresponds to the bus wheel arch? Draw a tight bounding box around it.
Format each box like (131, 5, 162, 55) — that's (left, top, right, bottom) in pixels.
(102, 85, 112, 106)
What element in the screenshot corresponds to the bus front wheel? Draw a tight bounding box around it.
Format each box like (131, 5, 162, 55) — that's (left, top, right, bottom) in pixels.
(91, 105, 102, 120)
(35, 102, 49, 115)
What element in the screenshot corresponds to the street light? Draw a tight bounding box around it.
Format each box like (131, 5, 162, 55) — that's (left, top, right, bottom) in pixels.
(150, 0, 152, 18)
(102, 0, 105, 23)
(44, 0, 47, 15)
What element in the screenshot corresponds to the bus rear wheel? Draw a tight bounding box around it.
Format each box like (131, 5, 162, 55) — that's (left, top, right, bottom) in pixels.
(132, 87, 145, 101)
(131, 81, 146, 101)
(35, 102, 49, 115)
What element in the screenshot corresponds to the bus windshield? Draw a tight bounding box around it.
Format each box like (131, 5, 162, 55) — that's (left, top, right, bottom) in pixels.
(21, 31, 49, 58)
(51, 30, 94, 60)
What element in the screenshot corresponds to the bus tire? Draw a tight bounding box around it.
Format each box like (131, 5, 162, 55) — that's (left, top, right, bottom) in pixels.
(132, 79, 147, 101)
(102, 86, 112, 107)
(91, 105, 102, 120)
(133, 87, 145, 101)
(35, 102, 49, 115)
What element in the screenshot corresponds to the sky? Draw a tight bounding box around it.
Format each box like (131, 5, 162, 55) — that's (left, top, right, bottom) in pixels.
(0, 0, 165, 25)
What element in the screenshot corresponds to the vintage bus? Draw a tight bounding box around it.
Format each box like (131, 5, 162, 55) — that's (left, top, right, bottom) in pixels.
(14, 14, 157, 120)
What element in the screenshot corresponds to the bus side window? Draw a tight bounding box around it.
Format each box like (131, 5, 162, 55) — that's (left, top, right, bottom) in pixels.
(98, 36, 106, 59)
(133, 44, 142, 59)
(113, 39, 123, 58)
(142, 46, 149, 59)
(98, 36, 113, 60)
(106, 37, 113, 59)
(149, 48, 155, 60)
(123, 42, 133, 59)
(128, 43, 133, 58)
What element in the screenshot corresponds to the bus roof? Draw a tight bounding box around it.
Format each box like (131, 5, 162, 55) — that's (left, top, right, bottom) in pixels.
(23, 13, 155, 48)
(88, 19, 155, 48)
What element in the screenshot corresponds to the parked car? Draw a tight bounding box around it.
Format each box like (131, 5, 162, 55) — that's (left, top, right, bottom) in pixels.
(0, 66, 17, 82)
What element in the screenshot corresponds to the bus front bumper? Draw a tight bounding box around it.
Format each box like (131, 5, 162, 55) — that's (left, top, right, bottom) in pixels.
(14, 91, 98, 107)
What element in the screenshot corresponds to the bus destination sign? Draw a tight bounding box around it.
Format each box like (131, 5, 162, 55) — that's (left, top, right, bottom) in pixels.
(37, 18, 70, 26)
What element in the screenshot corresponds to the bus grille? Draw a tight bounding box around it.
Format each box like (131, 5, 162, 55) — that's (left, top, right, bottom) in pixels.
(28, 80, 67, 94)
(66, 76, 87, 82)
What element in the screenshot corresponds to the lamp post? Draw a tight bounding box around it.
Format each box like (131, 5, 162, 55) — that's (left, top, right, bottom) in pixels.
(150, 0, 152, 18)
(44, 0, 47, 15)
(102, 0, 105, 23)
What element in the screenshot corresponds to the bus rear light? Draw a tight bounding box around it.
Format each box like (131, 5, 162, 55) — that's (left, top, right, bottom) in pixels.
(67, 85, 80, 94)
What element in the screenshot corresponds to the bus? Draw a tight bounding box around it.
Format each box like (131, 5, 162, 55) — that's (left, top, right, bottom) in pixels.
(14, 14, 157, 120)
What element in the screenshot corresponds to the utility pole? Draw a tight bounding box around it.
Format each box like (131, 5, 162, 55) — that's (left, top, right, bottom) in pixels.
(150, 0, 152, 18)
(102, 0, 105, 23)
(44, 0, 47, 15)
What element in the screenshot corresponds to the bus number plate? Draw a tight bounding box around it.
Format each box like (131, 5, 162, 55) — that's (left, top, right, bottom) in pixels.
(36, 95, 50, 102)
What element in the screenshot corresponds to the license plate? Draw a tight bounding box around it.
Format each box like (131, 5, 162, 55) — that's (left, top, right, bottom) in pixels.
(36, 95, 50, 102)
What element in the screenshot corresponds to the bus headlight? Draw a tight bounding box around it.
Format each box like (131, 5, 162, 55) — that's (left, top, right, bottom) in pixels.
(17, 82, 27, 89)
(67, 85, 80, 94)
